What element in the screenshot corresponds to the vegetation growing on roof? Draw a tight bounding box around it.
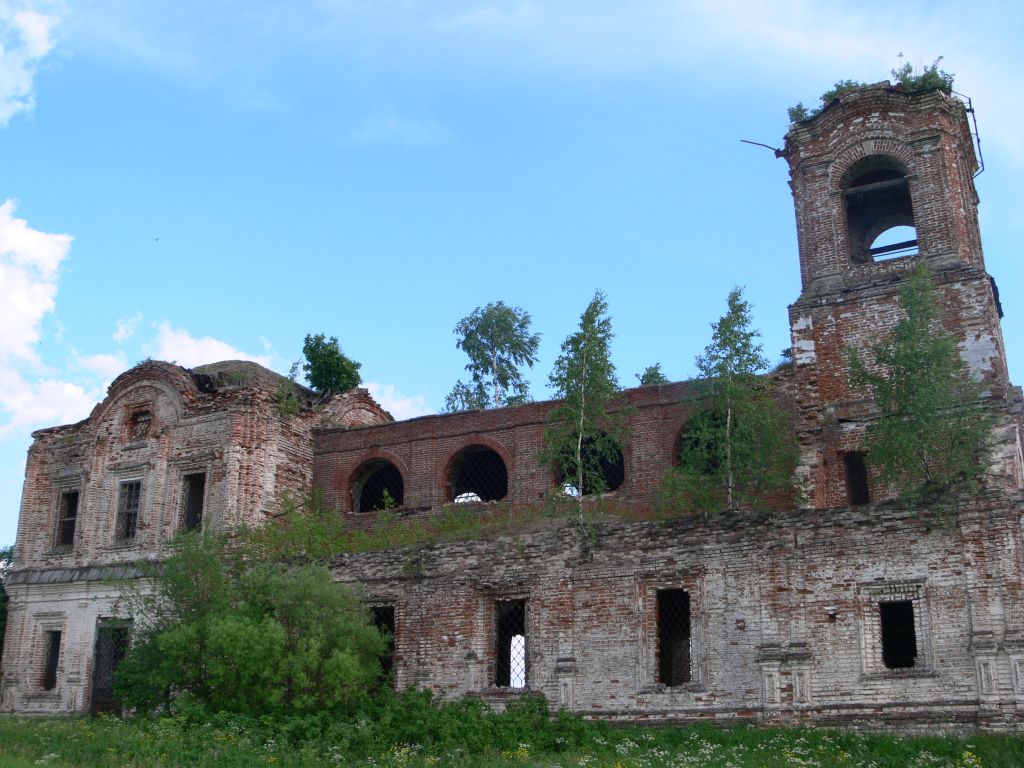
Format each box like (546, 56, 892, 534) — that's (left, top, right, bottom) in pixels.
(787, 58, 955, 124)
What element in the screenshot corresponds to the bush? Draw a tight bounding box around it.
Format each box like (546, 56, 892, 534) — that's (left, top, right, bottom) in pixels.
(115, 531, 387, 718)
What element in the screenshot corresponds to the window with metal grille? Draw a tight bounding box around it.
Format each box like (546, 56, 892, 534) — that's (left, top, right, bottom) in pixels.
(880, 600, 917, 669)
(115, 480, 141, 542)
(353, 460, 404, 513)
(844, 452, 870, 505)
(91, 620, 131, 715)
(448, 445, 508, 503)
(41, 630, 61, 690)
(371, 605, 396, 677)
(127, 410, 152, 441)
(495, 599, 526, 688)
(657, 589, 691, 686)
(54, 491, 79, 549)
(182, 473, 206, 532)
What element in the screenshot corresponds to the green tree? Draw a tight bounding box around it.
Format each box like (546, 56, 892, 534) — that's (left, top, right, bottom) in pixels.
(849, 266, 994, 508)
(662, 288, 798, 515)
(302, 334, 362, 394)
(637, 363, 669, 386)
(0, 544, 11, 662)
(542, 291, 625, 512)
(115, 531, 387, 718)
(445, 301, 541, 411)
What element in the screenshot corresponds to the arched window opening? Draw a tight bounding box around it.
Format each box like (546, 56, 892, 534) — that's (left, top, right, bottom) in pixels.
(447, 445, 508, 503)
(353, 460, 404, 513)
(555, 432, 625, 496)
(675, 410, 726, 474)
(843, 157, 917, 264)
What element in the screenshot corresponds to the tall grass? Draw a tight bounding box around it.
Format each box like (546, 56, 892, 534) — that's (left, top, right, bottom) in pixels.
(1, 693, 1021, 768)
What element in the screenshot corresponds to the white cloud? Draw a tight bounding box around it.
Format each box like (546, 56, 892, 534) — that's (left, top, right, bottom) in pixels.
(74, 351, 127, 379)
(365, 382, 432, 421)
(0, 373, 97, 438)
(0, 199, 91, 439)
(0, 2, 62, 125)
(149, 321, 273, 369)
(0, 199, 72, 365)
(112, 312, 142, 343)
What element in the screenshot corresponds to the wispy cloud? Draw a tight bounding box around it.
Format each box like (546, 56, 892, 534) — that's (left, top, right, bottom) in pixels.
(0, 2, 63, 125)
(147, 322, 273, 369)
(63, 2, 1024, 164)
(365, 382, 432, 421)
(352, 115, 447, 148)
(112, 312, 142, 343)
(74, 350, 127, 380)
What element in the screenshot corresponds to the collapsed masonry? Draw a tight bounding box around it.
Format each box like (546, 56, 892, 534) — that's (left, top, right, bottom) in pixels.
(3, 84, 1024, 731)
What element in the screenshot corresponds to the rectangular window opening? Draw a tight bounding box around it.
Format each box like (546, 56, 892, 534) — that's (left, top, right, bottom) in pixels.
(371, 605, 396, 677)
(55, 491, 79, 549)
(182, 473, 206, 532)
(115, 480, 141, 543)
(657, 588, 692, 686)
(880, 600, 917, 669)
(495, 599, 526, 689)
(41, 630, 61, 690)
(844, 452, 870, 506)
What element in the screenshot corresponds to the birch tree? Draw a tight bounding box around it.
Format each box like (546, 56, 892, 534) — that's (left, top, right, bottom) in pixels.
(849, 266, 994, 508)
(663, 288, 798, 515)
(445, 301, 541, 411)
(542, 291, 624, 515)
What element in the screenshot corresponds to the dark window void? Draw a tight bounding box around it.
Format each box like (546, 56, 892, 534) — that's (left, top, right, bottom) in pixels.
(371, 605, 396, 677)
(91, 620, 131, 715)
(41, 630, 61, 690)
(353, 460, 404, 513)
(182, 473, 206, 532)
(115, 481, 141, 542)
(556, 432, 625, 496)
(844, 452, 870, 505)
(880, 601, 917, 669)
(657, 589, 691, 686)
(843, 157, 917, 264)
(55, 491, 79, 549)
(495, 599, 526, 688)
(448, 445, 508, 503)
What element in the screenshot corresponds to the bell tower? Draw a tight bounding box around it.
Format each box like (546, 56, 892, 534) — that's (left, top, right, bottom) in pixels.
(781, 83, 1017, 507)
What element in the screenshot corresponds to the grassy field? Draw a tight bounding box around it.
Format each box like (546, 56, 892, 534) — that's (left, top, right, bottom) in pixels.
(1, 715, 1022, 768)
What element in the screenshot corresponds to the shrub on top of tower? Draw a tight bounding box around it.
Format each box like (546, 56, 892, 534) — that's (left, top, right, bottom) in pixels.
(787, 57, 955, 123)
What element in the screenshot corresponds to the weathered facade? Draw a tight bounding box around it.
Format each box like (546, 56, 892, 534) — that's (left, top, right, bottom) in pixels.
(3, 84, 1023, 730)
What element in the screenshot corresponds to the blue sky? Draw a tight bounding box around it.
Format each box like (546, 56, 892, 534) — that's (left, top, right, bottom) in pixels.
(2, 1, 1022, 546)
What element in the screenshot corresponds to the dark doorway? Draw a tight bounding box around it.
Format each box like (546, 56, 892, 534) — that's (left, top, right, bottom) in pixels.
(657, 589, 691, 685)
(879, 601, 917, 669)
(90, 620, 131, 716)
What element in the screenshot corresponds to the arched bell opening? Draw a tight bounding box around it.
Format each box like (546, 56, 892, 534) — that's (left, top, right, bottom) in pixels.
(842, 157, 917, 264)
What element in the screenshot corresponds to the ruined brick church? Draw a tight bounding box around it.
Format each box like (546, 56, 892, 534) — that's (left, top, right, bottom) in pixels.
(3, 84, 1023, 731)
